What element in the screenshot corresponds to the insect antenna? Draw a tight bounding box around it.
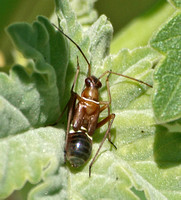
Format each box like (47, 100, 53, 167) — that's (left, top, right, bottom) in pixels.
(98, 70, 153, 88)
(52, 23, 91, 77)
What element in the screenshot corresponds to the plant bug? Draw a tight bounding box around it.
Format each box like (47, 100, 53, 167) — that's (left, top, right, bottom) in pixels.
(52, 23, 152, 177)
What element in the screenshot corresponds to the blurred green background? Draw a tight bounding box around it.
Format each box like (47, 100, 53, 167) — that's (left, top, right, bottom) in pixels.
(95, 0, 159, 33)
(0, 0, 164, 68)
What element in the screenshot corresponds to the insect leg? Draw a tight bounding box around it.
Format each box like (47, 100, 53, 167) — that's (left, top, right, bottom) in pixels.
(89, 72, 116, 177)
(99, 71, 116, 148)
(105, 71, 116, 147)
(52, 56, 80, 126)
(89, 113, 115, 177)
(98, 70, 152, 88)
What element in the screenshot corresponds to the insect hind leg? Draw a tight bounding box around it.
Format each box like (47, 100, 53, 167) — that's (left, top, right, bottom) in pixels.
(89, 113, 115, 177)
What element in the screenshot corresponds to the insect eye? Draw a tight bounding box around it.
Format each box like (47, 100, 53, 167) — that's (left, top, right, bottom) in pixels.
(85, 77, 91, 87)
(96, 81, 102, 88)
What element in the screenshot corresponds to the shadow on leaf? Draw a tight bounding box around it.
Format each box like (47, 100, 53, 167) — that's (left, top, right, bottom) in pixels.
(154, 125, 181, 168)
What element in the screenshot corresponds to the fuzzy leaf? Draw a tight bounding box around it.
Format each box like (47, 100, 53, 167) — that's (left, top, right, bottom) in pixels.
(2, 0, 181, 200)
(70, 0, 98, 26)
(0, 127, 65, 199)
(65, 47, 159, 200)
(51, 1, 181, 200)
(151, 13, 181, 123)
(87, 15, 113, 67)
(0, 16, 68, 198)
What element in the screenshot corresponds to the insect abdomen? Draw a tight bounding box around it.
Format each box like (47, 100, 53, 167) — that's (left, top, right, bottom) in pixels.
(66, 132, 92, 168)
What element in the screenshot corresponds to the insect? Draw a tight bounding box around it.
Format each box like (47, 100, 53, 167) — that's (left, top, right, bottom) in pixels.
(52, 23, 152, 177)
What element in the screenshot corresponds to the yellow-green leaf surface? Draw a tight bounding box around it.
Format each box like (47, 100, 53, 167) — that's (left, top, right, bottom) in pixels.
(1, 0, 181, 199)
(0, 16, 68, 199)
(0, 127, 65, 199)
(151, 11, 181, 123)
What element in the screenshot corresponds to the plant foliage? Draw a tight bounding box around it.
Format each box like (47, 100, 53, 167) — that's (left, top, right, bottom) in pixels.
(0, 0, 181, 199)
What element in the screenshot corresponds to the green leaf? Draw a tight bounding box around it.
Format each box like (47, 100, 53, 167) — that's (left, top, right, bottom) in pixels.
(70, 0, 98, 26)
(51, 1, 181, 199)
(151, 12, 181, 123)
(0, 16, 68, 198)
(0, 0, 54, 65)
(7, 16, 69, 106)
(87, 15, 113, 67)
(154, 126, 181, 165)
(53, 1, 169, 199)
(28, 163, 68, 200)
(0, 127, 65, 199)
(97, 47, 157, 111)
(1, 0, 181, 199)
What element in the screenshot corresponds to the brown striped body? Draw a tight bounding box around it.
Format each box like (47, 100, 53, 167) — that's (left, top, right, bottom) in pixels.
(66, 131, 92, 168)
